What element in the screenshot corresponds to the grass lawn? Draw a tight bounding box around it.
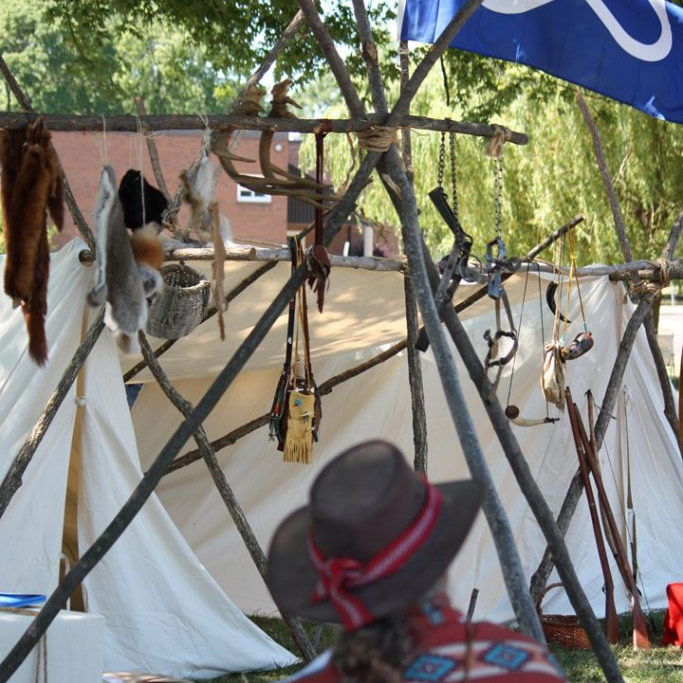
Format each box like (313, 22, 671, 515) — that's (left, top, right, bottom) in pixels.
(201, 612, 683, 683)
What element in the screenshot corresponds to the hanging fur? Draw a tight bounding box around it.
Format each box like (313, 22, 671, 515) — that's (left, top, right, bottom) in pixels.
(130, 224, 164, 298)
(179, 151, 219, 242)
(180, 151, 228, 338)
(0, 118, 64, 365)
(87, 166, 149, 354)
(118, 169, 168, 230)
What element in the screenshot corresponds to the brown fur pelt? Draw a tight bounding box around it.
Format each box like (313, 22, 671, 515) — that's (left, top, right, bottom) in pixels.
(130, 224, 164, 271)
(130, 224, 164, 299)
(0, 118, 64, 365)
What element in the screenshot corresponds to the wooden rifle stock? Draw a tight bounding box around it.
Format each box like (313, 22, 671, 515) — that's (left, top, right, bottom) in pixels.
(567, 388, 650, 649)
(566, 390, 619, 644)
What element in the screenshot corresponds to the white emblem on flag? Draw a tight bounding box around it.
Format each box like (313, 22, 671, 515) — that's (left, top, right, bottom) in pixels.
(482, 0, 672, 61)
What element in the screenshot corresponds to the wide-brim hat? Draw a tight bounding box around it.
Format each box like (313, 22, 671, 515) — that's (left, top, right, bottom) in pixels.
(267, 440, 482, 624)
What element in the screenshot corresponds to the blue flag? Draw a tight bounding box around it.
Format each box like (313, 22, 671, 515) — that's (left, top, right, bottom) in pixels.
(400, 0, 683, 123)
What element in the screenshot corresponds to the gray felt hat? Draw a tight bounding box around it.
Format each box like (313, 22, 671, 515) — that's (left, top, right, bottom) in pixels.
(267, 440, 482, 625)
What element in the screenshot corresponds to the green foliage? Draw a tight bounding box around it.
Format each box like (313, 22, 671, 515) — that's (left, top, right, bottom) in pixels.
(0, 0, 239, 114)
(300, 61, 683, 266)
(46, 0, 397, 89)
(4, 0, 683, 267)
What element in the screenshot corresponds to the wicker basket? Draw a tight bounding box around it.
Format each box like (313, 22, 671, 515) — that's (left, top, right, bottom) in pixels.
(146, 263, 211, 339)
(536, 583, 591, 649)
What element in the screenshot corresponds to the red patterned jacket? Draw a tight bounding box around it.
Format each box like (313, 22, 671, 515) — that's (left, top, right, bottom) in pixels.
(284, 594, 566, 683)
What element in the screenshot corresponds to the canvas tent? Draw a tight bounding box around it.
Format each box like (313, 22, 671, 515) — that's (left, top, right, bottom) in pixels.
(1, 237, 682, 676)
(0, 240, 297, 679)
(124, 248, 683, 624)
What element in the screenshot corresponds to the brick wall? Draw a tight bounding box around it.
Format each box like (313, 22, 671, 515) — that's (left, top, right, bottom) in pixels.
(51, 128, 399, 257)
(52, 129, 290, 249)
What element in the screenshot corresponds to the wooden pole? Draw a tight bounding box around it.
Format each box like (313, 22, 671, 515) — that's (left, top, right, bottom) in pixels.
(80, 243, 683, 280)
(305, 0, 541, 641)
(348, 8, 622, 681)
(530, 98, 683, 601)
(398, 37, 428, 474)
(134, 96, 172, 201)
(0, 111, 529, 144)
(0, 310, 105, 521)
(386, 142, 551, 642)
(577, 91, 680, 439)
(137, 332, 316, 661)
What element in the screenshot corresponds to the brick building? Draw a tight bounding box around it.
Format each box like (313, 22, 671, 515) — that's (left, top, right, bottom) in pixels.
(51, 129, 398, 256)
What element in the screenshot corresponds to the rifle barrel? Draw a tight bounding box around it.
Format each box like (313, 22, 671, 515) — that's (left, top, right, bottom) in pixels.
(566, 391, 619, 644)
(571, 393, 650, 649)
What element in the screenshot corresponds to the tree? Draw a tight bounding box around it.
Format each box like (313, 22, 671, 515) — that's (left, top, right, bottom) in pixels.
(47, 0, 398, 87)
(0, 0, 240, 114)
(300, 63, 683, 266)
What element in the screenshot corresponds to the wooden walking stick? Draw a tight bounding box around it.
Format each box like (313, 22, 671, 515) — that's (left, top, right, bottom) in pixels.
(567, 388, 650, 649)
(566, 389, 619, 644)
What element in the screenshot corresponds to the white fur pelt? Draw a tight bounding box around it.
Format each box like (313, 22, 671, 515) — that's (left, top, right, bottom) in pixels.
(180, 150, 223, 242)
(87, 166, 148, 354)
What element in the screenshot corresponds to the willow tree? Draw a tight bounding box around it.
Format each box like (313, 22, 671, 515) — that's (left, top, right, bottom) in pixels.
(300, 65, 683, 268)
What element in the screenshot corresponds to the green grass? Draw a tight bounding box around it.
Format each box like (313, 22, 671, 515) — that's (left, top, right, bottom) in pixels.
(201, 612, 683, 683)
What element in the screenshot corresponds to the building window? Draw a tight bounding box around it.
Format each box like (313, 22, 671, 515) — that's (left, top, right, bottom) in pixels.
(236, 181, 272, 204)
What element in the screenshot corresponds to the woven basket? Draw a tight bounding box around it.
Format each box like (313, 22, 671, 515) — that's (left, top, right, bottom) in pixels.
(146, 263, 211, 339)
(537, 583, 591, 650)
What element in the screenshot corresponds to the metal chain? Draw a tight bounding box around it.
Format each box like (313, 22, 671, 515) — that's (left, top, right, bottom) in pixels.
(493, 155, 503, 240)
(437, 131, 446, 188)
(449, 131, 459, 222)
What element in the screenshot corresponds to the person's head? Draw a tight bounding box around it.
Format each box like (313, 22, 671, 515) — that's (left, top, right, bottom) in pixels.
(266, 439, 483, 630)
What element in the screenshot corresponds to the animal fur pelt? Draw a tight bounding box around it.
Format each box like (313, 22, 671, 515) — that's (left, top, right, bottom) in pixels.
(180, 151, 227, 339)
(0, 118, 64, 365)
(130, 224, 164, 298)
(179, 151, 219, 243)
(118, 169, 168, 230)
(87, 166, 149, 354)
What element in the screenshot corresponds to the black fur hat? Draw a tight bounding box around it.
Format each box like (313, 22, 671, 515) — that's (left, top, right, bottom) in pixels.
(118, 169, 168, 230)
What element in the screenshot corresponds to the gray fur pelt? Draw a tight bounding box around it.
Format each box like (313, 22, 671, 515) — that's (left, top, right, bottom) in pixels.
(87, 165, 148, 354)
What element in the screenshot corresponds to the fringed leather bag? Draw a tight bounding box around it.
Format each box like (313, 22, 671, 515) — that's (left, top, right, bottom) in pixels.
(269, 238, 322, 463)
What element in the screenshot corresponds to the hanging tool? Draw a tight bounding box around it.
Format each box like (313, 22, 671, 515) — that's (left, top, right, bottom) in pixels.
(416, 131, 480, 352)
(545, 281, 571, 323)
(482, 155, 520, 400)
(504, 262, 558, 426)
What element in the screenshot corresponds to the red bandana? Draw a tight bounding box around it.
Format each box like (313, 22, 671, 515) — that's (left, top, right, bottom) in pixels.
(307, 483, 443, 629)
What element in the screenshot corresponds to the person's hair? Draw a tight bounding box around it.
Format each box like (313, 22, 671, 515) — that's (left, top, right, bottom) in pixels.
(331, 613, 414, 683)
